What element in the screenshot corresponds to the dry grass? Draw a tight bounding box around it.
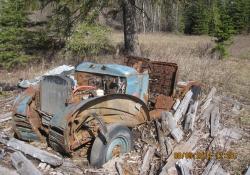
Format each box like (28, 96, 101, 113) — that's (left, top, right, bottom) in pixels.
(1, 32, 249, 100)
(111, 32, 250, 99)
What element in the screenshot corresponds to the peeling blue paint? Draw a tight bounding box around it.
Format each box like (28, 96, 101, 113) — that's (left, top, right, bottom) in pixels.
(16, 95, 32, 116)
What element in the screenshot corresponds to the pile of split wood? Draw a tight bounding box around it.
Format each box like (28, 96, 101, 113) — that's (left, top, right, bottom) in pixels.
(0, 87, 247, 175)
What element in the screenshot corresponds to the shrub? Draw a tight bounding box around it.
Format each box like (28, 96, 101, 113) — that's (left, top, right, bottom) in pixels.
(66, 23, 113, 56)
(212, 43, 228, 59)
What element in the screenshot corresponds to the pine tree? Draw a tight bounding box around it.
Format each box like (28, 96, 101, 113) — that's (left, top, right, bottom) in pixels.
(0, 0, 30, 68)
(226, 0, 248, 33)
(208, 0, 221, 36)
(184, 0, 210, 35)
(212, 0, 235, 58)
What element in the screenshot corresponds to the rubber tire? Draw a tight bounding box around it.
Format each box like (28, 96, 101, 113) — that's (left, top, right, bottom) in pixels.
(90, 124, 133, 168)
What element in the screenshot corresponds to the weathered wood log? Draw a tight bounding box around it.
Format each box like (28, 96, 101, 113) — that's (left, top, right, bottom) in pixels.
(172, 99, 180, 111)
(165, 137, 173, 155)
(115, 162, 124, 175)
(203, 103, 215, 128)
(140, 146, 156, 175)
(174, 90, 193, 122)
(184, 101, 199, 131)
(160, 129, 201, 171)
(162, 112, 184, 143)
(161, 112, 170, 134)
(176, 159, 192, 175)
(202, 160, 229, 175)
(155, 120, 168, 158)
(165, 112, 177, 131)
(202, 96, 220, 128)
(0, 134, 63, 166)
(0, 112, 12, 123)
(171, 127, 184, 143)
(0, 165, 18, 175)
(201, 87, 216, 112)
(210, 106, 220, 137)
(11, 151, 42, 175)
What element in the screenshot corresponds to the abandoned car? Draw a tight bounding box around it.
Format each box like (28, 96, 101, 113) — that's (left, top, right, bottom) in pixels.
(12, 56, 201, 167)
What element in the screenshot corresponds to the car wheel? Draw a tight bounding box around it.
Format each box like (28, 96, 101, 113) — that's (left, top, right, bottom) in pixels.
(90, 124, 133, 168)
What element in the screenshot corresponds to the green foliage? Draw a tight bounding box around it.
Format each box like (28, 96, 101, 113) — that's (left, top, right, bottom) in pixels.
(46, 0, 108, 38)
(0, 0, 31, 68)
(212, 43, 228, 59)
(184, 0, 210, 35)
(212, 0, 234, 59)
(226, 0, 248, 33)
(208, 1, 221, 36)
(66, 23, 112, 55)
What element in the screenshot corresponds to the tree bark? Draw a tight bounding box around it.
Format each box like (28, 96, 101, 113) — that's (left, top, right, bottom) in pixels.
(122, 0, 141, 56)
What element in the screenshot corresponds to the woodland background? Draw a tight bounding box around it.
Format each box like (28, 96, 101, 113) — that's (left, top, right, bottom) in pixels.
(0, 0, 249, 68)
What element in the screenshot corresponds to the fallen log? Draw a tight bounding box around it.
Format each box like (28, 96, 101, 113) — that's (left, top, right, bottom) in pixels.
(0, 164, 18, 175)
(11, 151, 42, 175)
(171, 127, 184, 143)
(184, 101, 199, 131)
(172, 99, 181, 111)
(0, 112, 12, 123)
(0, 134, 63, 166)
(174, 90, 193, 122)
(176, 159, 192, 175)
(201, 87, 216, 112)
(202, 160, 229, 175)
(163, 112, 184, 143)
(160, 129, 201, 172)
(210, 106, 220, 137)
(140, 146, 156, 175)
(165, 137, 173, 155)
(155, 120, 168, 158)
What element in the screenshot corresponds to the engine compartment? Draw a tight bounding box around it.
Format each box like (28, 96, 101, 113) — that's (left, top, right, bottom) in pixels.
(72, 71, 127, 101)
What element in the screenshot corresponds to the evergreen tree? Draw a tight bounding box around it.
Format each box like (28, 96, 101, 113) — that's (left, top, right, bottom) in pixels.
(0, 0, 31, 68)
(208, 0, 221, 36)
(226, 0, 248, 33)
(212, 0, 235, 58)
(184, 0, 210, 35)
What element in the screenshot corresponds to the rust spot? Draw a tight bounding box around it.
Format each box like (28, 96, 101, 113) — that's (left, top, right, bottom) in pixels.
(155, 95, 174, 111)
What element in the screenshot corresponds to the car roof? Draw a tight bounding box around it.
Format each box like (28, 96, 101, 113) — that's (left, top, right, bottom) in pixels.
(75, 62, 138, 77)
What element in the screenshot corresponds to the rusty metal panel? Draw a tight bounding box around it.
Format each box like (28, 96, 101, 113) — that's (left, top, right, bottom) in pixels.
(155, 95, 174, 110)
(149, 61, 178, 96)
(124, 56, 178, 96)
(40, 75, 73, 115)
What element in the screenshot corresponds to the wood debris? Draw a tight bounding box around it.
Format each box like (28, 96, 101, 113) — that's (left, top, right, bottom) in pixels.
(0, 112, 12, 123)
(11, 151, 42, 175)
(0, 134, 63, 166)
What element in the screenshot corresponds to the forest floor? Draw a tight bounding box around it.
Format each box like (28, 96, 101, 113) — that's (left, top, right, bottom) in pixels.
(0, 33, 249, 174)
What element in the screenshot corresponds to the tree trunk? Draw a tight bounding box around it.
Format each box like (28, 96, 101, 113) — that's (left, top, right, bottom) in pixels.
(122, 0, 141, 56)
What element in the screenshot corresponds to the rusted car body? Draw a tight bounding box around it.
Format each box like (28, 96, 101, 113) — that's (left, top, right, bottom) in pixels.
(12, 56, 199, 166)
